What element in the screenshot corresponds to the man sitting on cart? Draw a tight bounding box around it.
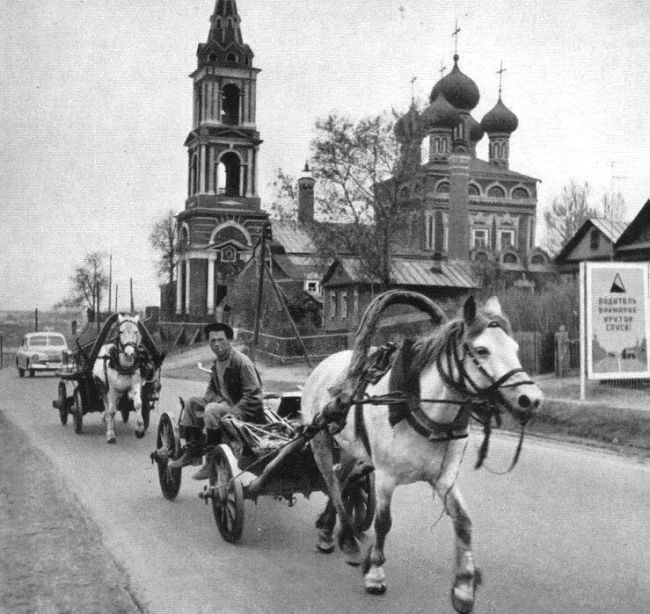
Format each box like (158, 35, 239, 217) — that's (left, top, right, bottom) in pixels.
(168, 322, 264, 480)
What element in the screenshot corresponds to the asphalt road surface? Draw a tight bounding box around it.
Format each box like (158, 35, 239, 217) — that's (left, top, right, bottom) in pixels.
(0, 368, 648, 613)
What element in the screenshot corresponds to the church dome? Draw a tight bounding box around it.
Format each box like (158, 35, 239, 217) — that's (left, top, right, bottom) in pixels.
(430, 55, 480, 111)
(394, 104, 423, 143)
(481, 97, 519, 133)
(467, 114, 484, 142)
(422, 94, 460, 131)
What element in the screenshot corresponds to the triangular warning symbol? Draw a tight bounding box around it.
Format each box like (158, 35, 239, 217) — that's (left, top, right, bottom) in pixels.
(610, 273, 626, 293)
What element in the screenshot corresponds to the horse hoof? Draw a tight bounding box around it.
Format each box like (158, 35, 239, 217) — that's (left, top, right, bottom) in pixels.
(135, 430, 145, 439)
(107, 436, 116, 444)
(365, 583, 387, 595)
(345, 552, 361, 567)
(316, 541, 335, 554)
(451, 590, 474, 614)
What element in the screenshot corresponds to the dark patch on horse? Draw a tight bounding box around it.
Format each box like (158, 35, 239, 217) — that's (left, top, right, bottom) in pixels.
(387, 338, 420, 426)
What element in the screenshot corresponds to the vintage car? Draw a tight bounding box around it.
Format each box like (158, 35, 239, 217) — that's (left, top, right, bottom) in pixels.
(16, 332, 69, 377)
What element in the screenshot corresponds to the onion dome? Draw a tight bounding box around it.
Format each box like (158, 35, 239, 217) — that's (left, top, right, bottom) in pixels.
(430, 55, 480, 111)
(422, 94, 461, 131)
(467, 115, 484, 142)
(394, 104, 423, 143)
(481, 97, 519, 133)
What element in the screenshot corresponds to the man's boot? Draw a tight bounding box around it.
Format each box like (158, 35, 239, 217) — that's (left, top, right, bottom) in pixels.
(192, 429, 220, 480)
(168, 427, 202, 470)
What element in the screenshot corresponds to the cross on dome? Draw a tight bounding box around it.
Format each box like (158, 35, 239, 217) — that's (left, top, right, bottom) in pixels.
(497, 61, 507, 96)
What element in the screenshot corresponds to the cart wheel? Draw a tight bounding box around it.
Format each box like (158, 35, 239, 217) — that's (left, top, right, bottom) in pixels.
(72, 388, 83, 434)
(210, 444, 244, 543)
(57, 382, 68, 426)
(156, 413, 182, 500)
(345, 472, 376, 533)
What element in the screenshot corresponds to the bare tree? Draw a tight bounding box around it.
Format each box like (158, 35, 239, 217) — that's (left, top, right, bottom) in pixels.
(543, 180, 599, 255)
(55, 251, 109, 313)
(599, 191, 626, 222)
(150, 209, 177, 286)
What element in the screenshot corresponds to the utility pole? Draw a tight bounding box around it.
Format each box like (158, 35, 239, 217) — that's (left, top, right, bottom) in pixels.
(34, 308, 38, 332)
(115, 284, 118, 313)
(252, 224, 268, 359)
(130, 278, 134, 314)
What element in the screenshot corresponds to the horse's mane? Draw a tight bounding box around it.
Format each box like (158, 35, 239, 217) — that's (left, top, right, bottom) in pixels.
(411, 307, 512, 373)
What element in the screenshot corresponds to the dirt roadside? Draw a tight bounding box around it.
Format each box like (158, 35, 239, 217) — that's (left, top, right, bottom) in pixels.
(0, 412, 142, 614)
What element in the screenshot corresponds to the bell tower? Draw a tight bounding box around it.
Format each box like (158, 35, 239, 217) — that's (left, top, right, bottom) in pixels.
(185, 0, 262, 209)
(176, 0, 269, 321)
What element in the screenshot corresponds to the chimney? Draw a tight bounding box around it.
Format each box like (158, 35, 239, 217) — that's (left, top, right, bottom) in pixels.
(297, 162, 315, 224)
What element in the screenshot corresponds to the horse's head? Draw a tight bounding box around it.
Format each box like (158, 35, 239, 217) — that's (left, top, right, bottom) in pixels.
(455, 295, 543, 424)
(116, 314, 141, 362)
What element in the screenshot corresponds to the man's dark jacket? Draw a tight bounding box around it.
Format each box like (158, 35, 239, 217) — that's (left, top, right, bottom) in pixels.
(204, 348, 264, 423)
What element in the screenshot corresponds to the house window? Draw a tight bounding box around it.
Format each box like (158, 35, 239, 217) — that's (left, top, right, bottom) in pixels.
(512, 187, 529, 199)
(473, 229, 489, 249)
(590, 229, 600, 250)
(468, 184, 480, 196)
(305, 280, 320, 295)
(499, 230, 515, 250)
(503, 252, 518, 264)
(329, 292, 337, 319)
(341, 293, 349, 320)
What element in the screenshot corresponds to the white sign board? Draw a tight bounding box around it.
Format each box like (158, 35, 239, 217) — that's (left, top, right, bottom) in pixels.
(585, 262, 650, 380)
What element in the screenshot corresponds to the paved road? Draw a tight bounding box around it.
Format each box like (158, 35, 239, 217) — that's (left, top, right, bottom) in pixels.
(0, 369, 648, 613)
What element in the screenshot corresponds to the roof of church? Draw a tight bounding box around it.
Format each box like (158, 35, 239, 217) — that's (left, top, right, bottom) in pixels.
(324, 256, 479, 289)
(273, 254, 329, 279)
(269, 220, 317, 254)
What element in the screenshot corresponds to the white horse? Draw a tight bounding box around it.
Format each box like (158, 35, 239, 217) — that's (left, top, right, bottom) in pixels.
(92, 314, 145, 444)
(301, 295, 543, 613)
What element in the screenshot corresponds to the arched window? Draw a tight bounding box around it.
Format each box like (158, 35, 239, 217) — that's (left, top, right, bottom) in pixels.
(503, 252, 518, 264)
(512, 187, 529, 199)
(474, 251, 489, 262)
(436, 181, 450, 193)
(468, 183, 480, 196)
(190, 155, 198, 195)
(488, 185, 505, 198)
(217, 152, 241, 196)
(227, 52, 237, 63)
(221, 84, 240, 125)
(531, 254, 546, 265)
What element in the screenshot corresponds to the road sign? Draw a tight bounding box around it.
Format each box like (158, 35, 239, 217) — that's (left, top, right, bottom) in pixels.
(584, 262, 650, 380)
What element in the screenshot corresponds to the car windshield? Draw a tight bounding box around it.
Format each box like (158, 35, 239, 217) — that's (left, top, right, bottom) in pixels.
(28, 336, 48, 346)
(48, 336, 66, 347)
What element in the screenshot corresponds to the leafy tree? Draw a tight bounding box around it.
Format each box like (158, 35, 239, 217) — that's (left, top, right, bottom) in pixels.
(268, 169, 298, 221)
(543, 180, 599, 255)
(270, 112, 413, 291)
(55, 251, 109, 313)
(150, 209, 177, 286)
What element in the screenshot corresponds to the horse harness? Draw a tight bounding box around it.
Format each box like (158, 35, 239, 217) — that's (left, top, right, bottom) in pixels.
(353, 321, 535, 470)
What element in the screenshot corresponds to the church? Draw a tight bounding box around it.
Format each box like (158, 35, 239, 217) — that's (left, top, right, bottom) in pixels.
(166, 0, 552, 324)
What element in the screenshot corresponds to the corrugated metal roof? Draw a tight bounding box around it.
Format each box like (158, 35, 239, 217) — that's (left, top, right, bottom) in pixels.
(332, 257, 478, 289)
(274, 254, 329, 279)
(590, 218, 627, 244)
(270, 221, 316, 254)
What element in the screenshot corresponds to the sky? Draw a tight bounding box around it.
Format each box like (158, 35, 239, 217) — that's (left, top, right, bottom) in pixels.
(1, 0, 649, 311)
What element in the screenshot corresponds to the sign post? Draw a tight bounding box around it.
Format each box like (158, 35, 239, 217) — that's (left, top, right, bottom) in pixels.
(579, 262, 586, 400)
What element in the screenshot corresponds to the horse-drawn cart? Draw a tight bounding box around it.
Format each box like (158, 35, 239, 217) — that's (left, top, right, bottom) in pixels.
(151, 385, 375, 544)
(52, 313, 165, 436)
